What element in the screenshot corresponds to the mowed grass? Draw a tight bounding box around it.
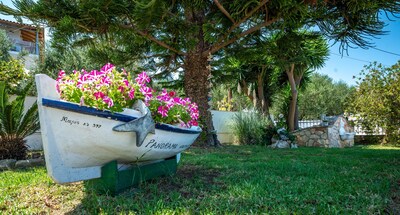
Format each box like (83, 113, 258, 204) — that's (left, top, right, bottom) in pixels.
(1, 145, 399, 214)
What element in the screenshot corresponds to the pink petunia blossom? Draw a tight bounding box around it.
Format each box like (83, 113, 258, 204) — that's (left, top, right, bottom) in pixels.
(128, 88, 135, 99)
(118, 86, 125, 93)
(168, 91, 176, 97)
(103, 96, 114, 108)
(173, 97, 183, 105)
(157, 106, 169, 117)
(100, 76, 111, 85)
(90, 70, 104, 77)
(140, 86, 153, 100)
(57, 70, 65, 79)
(135, 72, 151, 86)
(101, 63, 115, 72)
(189, 120, 199, 126)
(80, 96, 85, 106)
(94, 91, 105, 99)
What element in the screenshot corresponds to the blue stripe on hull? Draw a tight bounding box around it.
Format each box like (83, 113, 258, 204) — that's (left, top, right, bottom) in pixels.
(42, 98, 201, 134)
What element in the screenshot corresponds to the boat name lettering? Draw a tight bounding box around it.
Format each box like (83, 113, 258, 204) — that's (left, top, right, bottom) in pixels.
(145, 139, 178, 150)
(60, 116, 102, 128)
(60, 116, 79, 125)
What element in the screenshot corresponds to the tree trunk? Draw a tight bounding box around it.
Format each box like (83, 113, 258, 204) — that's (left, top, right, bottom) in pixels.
(183, 9, 219, 146)
(294, 73, 303, 131)
(227, 88, 232, 105)
(239, 80, 254, 103)
(286, 64, 297, 132)
(257, 73, 268, 115)
(294, 103, 299, 130)
(184, 51, 219, 146)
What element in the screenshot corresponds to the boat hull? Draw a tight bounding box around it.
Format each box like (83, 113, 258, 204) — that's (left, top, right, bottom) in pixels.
(35, 74, 201, 183)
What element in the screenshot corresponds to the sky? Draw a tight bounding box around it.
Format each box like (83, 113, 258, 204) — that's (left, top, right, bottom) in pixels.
(316, 17, 400, 86)
(1, 0, 399, 86)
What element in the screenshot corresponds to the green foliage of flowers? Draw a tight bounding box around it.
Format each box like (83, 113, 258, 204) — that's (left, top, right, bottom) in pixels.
(347, 61, 400, 145)
(57, 64, 199, 127)
(57, 64, 143, 113)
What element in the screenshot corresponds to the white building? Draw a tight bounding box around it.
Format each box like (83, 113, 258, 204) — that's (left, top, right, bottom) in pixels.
(0, 18, 44, 70)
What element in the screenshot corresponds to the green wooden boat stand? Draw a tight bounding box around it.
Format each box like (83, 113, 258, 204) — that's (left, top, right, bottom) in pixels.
(85, 156, 178, 195)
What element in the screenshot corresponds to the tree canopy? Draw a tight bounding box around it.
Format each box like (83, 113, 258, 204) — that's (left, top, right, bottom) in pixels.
(347, 61, 400, 145)
(298, 73, 354, 120)
(1, 0, 399, 144)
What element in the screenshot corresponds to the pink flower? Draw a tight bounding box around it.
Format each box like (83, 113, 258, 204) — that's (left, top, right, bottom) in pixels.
(56, 84, 60, 93)
(140, 86, 153, 100)
(80, 96, 85, 106)
(90, 70, 104, 77)
(103, 96, 114, 108)
(94, 91, 105, 99)
(173, 97, 183, 105)
(158, 106, 169, 117)
(121, 68, 127, 76)
(100, 76, 111, 85)
(128, 89, 135, 99)
(135, 72, 151, 86)
(168, 91, 176, 97)
(101, 63, 115, 72)
(118, 86, 125, 93)
(57, 70, 65, 79)
(189, 120, 199, 126)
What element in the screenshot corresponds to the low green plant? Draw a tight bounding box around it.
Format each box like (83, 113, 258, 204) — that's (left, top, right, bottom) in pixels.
(232, 110, 275, 145)
(0, 59, 28, 94)
(347, 61, 400, 145)
(0, 82, 40, 160)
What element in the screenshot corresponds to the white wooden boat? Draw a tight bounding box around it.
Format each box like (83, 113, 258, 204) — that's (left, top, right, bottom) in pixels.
(35, 74, 201, 184)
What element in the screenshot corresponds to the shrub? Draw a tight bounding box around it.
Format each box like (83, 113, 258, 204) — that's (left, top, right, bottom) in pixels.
(347, 61, 400, 145)
(232, 110, 275, 146)
(0, 59, 28, 94)
(0, 138, 27, 160)
(0, 82, 40, 160)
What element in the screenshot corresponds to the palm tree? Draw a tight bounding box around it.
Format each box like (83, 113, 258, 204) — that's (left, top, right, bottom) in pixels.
(213, 35, 286, 117)
(0, 82, 40, 160)
(269, 30, 329, 131)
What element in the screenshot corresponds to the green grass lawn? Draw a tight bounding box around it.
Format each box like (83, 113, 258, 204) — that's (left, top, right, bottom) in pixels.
(1, 145, 399, 214)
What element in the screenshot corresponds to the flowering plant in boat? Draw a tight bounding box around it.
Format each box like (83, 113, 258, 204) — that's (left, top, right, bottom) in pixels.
(56, 63, 199, 127)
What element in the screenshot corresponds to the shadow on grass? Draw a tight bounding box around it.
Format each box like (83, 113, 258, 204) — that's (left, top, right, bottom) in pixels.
(65, 164, 226, 214)
(11, 145, 397, 214)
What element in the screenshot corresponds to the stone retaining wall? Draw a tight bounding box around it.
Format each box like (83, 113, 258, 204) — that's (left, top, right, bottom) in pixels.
(292, 116, 354, 148)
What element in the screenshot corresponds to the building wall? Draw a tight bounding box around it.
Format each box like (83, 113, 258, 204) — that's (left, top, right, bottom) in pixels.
(9, 51, 38, 71)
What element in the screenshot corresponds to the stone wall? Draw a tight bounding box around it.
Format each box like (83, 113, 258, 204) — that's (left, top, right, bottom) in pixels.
(293, 126, 330, 147)
(293, 116, 354, 148)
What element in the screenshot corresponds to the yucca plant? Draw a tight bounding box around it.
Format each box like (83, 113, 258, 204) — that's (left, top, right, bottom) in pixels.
(0, 82, 40, 160)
